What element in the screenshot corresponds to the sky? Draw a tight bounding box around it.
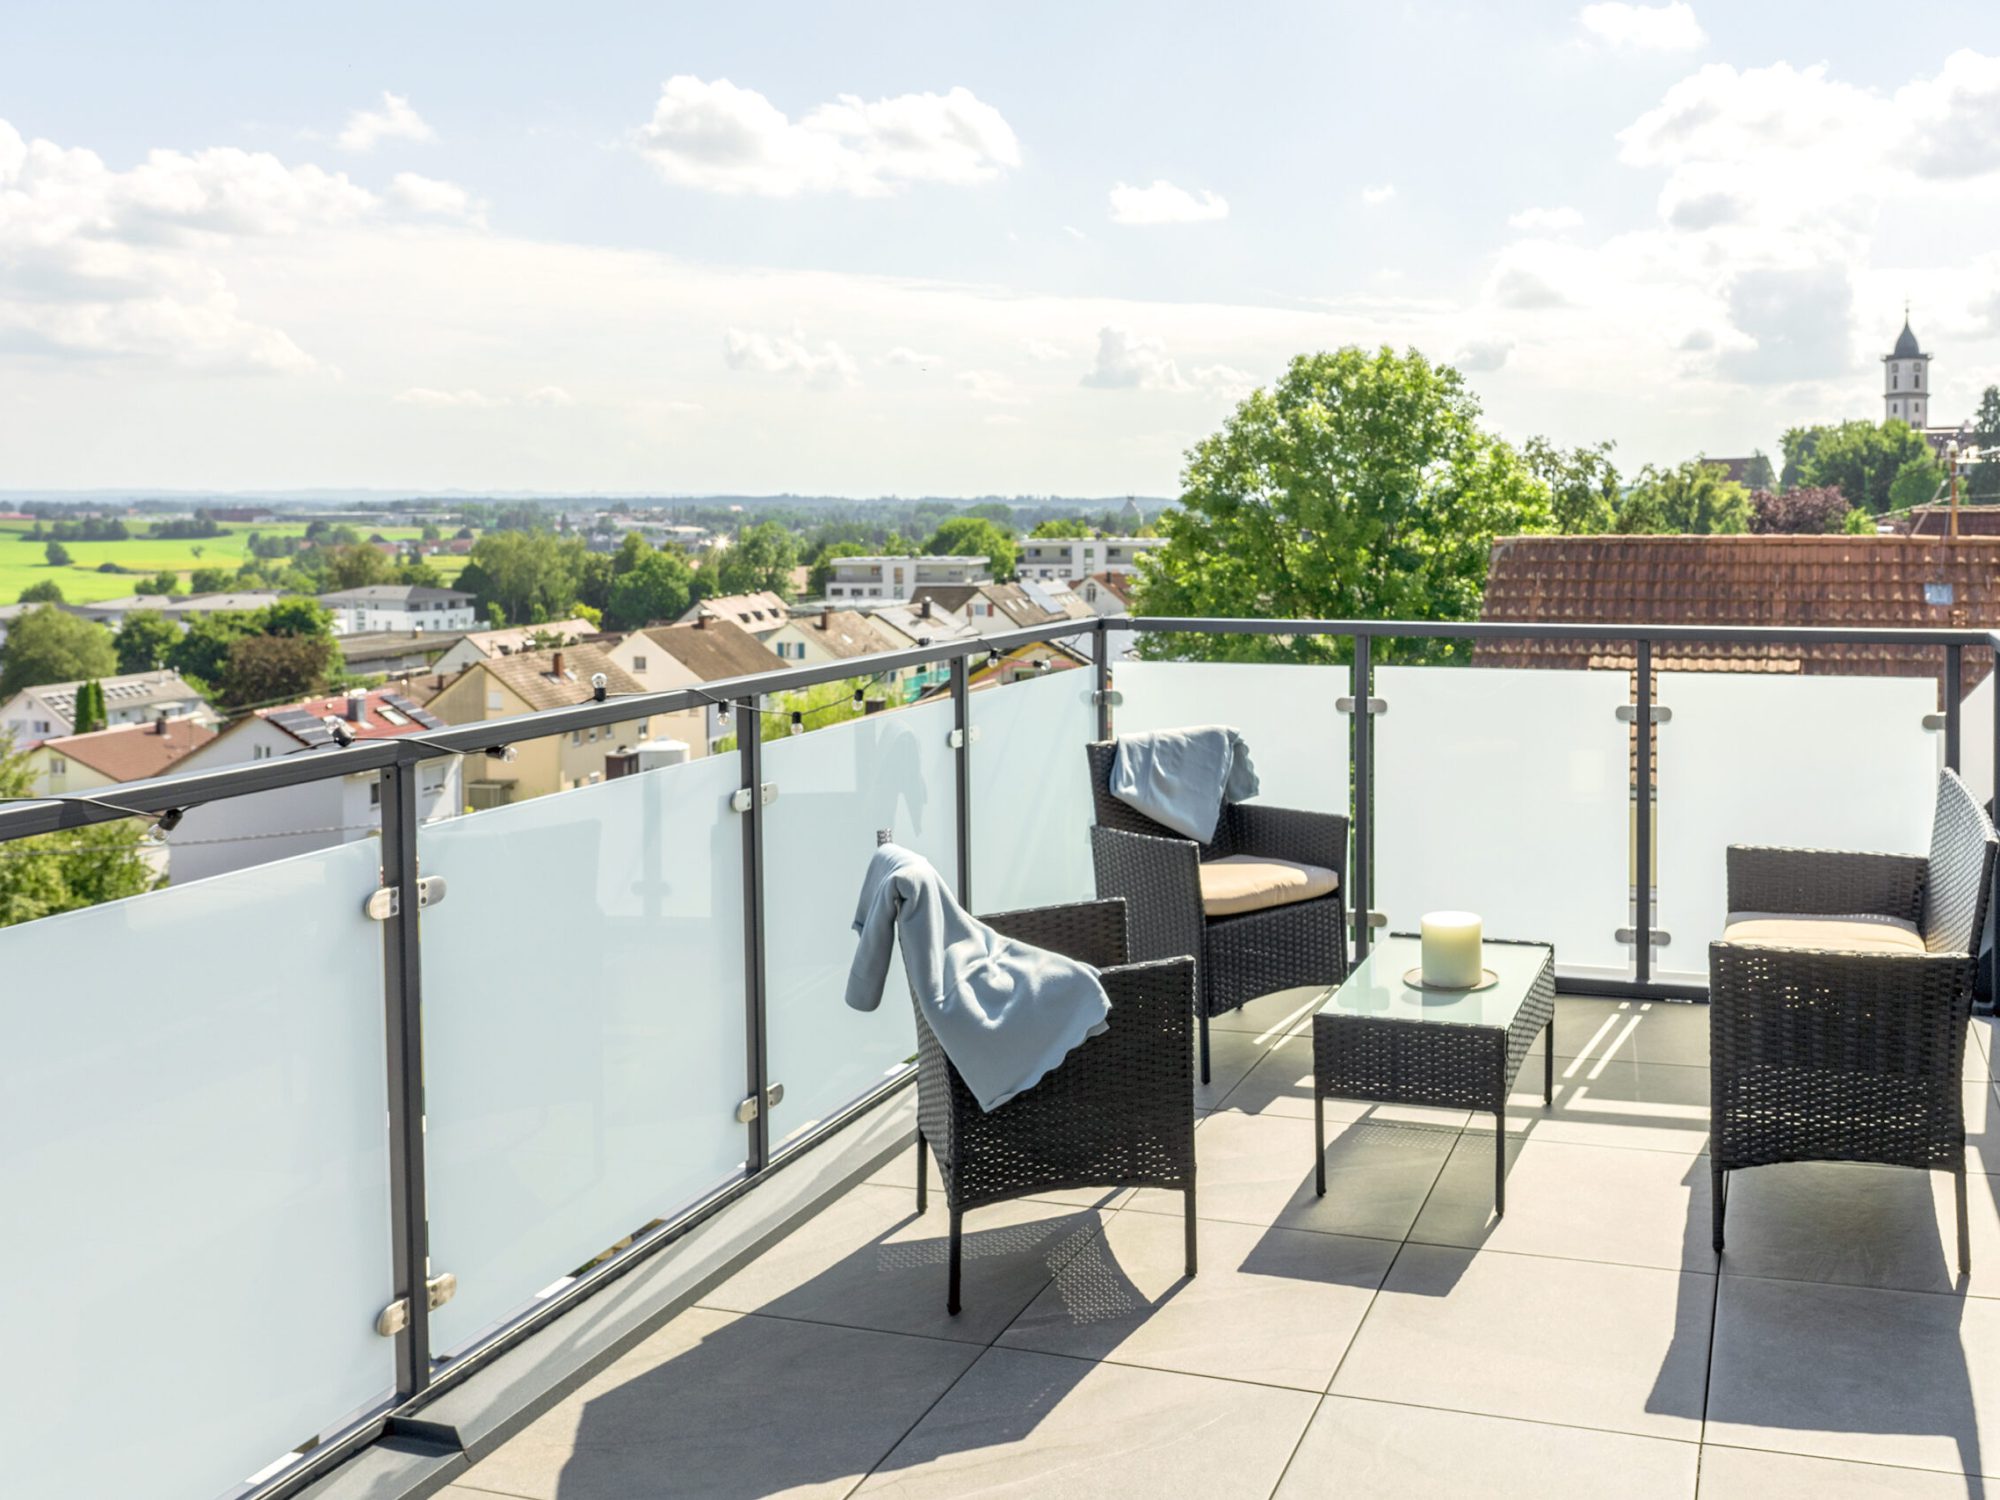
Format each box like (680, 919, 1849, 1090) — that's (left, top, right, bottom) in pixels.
(4, 0, 2000, 496)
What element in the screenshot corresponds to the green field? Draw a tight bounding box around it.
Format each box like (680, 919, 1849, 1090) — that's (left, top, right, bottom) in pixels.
(0, 520, 470, 605)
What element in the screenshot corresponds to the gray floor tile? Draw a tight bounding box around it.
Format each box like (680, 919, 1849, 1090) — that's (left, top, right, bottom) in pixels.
(1128, 1107, 1456, 1241)
(855, 1346, 1318, 1498)
(1966, 1080, 2000, 1174)
(1217, 1035, 1472, 1129)
(702, 1183, 1108, 1344)
(1507, 1055, 1711, 1155)
(1207, 985, 1329, 1038)
(1196, 1026, 1279, 1110)
(1410, 1135, 1716, 1272)
(1696, 1444, 1997, 1497)
(998, 1211, 1395, 1390)
(1715, 1160, 2000, 1297)
(1273, 1396, 1699, 1499)
(1707, 1274, 2000, 1476)
(1330, 1244, 1711, 1441)
(1529, 997, 1711, 1070)
(456, 1307, 979, 1500)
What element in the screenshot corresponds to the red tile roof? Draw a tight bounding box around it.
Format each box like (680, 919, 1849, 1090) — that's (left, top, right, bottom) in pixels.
(42, 718, 216, 782)
(259, 687, 446, 744)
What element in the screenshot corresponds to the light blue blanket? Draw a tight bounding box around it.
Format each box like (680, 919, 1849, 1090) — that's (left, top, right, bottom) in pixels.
(1109, 726, 1260, 844)
(845, 843, 1110, 1112)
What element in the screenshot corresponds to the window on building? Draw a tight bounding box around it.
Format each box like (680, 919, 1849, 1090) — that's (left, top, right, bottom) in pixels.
(632, 655, 647, 672)
(1915, 370, 1922, 388)
(571, 730, 583, 746)
(48, 756, 65, 774)
(369, 780, 381, 808)
(1893, 371, 1899, 389)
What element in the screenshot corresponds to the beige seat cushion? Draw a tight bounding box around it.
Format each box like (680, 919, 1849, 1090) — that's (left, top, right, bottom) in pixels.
(1199, 854, 1339, 919)
(1722, 912, 1926, 955)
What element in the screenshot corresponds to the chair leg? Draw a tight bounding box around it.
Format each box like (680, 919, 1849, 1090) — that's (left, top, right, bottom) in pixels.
(1712, 1162, 1726, 1254)
(1184, 1186, 1198, 1277)
(1314, 1088, 1327, 1197)
(914, 1130, 927, 1216)
(1199, 1007, 1211, 1086)
(1544, 1020, 1554, 1106)
(1956, 1165, 1971, 1280)
(947, 1209, 963, 1316)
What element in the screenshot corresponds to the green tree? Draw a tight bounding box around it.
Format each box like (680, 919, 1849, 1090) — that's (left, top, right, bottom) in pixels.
(114, 610, 180, 673)
(1616, 460, 1750, 534)
(218, 634, 340, 708)
(605, 547, 696, 630)
(16, 580, 63, 604)
(0, 732, 158, 926)
(1030, 517, 1093, 539)
(575, 550, 616, 613)
(166, 611, 259, 685)
(1782, 419, 1933, 513)
(44, 541, 71, 567)
(0, 607, 117, 697)
(1523, 436, 1619, 534)
(145, 570, 182, 597)
(188, 567, 233, 594)
(611, 531, 650, 576)
(1742, 450, 1776, 491)
(456, 531, 586, 624)
(72, 680, 107, 734)
(925, 516, 1019, 580)
(394, 558, 444, 589)
(1969, 385, 2000, 503)
(263, 597, 337, 638)
(713, 522, 801, 599)
(1130, 346, 1552, 664)
(1889, 454, 1945, 513)
(326, 544, 393, 591)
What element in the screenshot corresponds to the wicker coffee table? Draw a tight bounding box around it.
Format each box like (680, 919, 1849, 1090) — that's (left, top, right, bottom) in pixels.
(1312, 934, 1555, 1215)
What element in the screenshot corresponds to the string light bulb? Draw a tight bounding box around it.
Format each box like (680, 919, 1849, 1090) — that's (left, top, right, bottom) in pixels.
(789, 710, 804, 736)
(852, 686, 865, 711)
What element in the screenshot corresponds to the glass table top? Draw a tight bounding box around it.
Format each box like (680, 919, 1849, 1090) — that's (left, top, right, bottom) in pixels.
(1316, 934, 1552, 1029)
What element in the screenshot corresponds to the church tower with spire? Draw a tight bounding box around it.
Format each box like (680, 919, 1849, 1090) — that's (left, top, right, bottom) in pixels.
(1884, 308, 1932, 427)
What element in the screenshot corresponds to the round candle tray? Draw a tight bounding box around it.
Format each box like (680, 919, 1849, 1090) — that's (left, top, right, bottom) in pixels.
(1402, 966, 1501, 994)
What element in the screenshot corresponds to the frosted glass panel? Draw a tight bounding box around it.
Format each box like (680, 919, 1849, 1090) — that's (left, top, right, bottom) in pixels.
(972, 671, 1097, 913)
(1115, 661, 1349, 814)
(421, 754, 748, 1353)
(1959, 670, 1994, 810)
(1376, 667, 1632, 975)
(0, 841, 394, 1500)
(763, 699, 958, 1143)
(1655, 672, 1939, 982)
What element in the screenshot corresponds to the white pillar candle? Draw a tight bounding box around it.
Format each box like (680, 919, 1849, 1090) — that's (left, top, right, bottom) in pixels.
(1421, 911, 1483, 988)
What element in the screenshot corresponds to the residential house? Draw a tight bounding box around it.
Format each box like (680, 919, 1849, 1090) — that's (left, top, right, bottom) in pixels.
(763, 607, 902, 670)
(335, 629, 462, 681)
(318, 584, 477, 636)
(908, 581, 1092, 635)
(0, 669, 212, 745)
(69, 592, 283, 630)
(1074, 571, 1134, 616)
(23, 716, 216, 796)
(162, 687, 462, 885)
(823, 555, 990, 602)
(600, 616, 785, 757)
(425, 644, 651, 807)
(431, 619, 600, 676)
(1013, 535, 1164, 583)
(675, 591, 792, 640)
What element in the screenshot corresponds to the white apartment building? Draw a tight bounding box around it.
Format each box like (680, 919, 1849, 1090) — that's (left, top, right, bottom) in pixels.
(317, 585, 478, 636)
(825, 555, 989, 602)
(1014, 536, 1164, 583)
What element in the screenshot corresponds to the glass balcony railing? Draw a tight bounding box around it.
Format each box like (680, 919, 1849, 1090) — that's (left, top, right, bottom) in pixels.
(1, 612, 1993, 1500)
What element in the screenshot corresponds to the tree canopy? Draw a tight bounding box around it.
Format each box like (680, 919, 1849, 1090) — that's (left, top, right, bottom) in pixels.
(1971, 385, 2000, 503)
(1523, 437, 1619, 535)
(605, 547, 695, 630)
(455, 532, 587, 625)
(1030, 517, 1093, 539)
(1616, 460, 1750, 535)
(925, 516, 1018, 580)
(712, 522, 801, 599)
(1780, 419, 1935, 513)
(114, 610, 180, 673)
(0, 607, 117, 697)
(1130, 346, 1551, 664)
(1748, 485, 1854, 534)
(0, 732, 158, 926)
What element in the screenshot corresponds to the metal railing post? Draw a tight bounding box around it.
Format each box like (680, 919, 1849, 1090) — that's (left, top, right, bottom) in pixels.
(1094, 622, 1113, 741)
(737, 701, 771, 1174)
(1634, 640, 1654, 987)
(1350, 634, 1372, 963)
(377, 758, 432, 1398)
(1946, 644, 1963, 773)
(951, 655, 973, 905)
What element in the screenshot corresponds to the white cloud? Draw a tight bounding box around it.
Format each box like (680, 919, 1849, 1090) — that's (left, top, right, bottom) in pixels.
(395, 387, 507, 407)
(525, 385, 575, 406)
(389, 173, 485, 224)
(955, 369, 1023, 403)
(1491, 263, 1570, 310)
(634, 76, 1020, 198)
(1107, 179, 1228, 225)
(723, 325, 859, 388)
(1019, 337, 1069, 361)
(1577, 3, 1705, 51)
(1080, 328, 1249, 395)
(883, 345, 941, 367)
(1454, 339, 1514, 373)
(338, 92, 436, 152)
(1361, 183, 1397, 205)
(1063, 225, 1087, 241)
(1508, 205, 1583, 232)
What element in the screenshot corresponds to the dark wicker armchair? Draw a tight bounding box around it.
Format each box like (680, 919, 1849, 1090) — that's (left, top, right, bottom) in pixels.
(910, 898, 1197, 1314)
(1710, 768, 1999, 1274)
(1085, 740, 1349, 1083)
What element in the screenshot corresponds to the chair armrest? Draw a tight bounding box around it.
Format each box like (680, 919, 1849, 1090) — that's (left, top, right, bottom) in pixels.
(982, 899, 1128, 968)
(1091, 825, 1203, 966)
(1710, 941, 1975, 1061)
(1725, 845, 1924, 923)
(1048, 955, 1197, 1096)
(1221, 803, 1349, 879)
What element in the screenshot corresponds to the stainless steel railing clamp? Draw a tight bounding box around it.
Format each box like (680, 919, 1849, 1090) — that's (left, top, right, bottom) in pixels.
(364, 877, 446, 921)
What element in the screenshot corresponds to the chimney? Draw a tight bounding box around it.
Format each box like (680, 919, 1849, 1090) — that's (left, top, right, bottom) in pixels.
(919, 597, 932, 619)
(346, 689, 369, 723)
(819, 606, 833, 631)
(154, 710, 168, 736)
(693, 612, 707, 630)
(551, 650, 565, 678)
